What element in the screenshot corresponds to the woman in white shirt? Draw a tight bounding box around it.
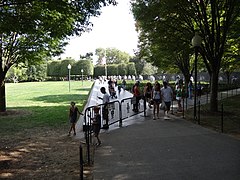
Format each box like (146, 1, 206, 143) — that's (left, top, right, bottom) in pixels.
(152, 82, 161, 120)
(161, 81, 173, 117)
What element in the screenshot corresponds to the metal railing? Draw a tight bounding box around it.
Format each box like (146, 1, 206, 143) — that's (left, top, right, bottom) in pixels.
(182, 87, 240, 133)
(82, 96, 146, 165)
(79, 87, 240, 177)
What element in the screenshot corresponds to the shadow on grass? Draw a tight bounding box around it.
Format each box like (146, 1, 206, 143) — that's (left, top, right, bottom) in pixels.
(0, 121, 80, 179)
(31, 94, 88, 104)
(0, 105, 71, 135)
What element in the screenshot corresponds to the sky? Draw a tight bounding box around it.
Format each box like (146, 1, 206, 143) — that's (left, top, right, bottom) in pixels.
(58, 0, 139, 60)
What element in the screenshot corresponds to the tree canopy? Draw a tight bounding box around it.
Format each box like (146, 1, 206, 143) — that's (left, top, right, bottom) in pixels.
(95, 47, 131, 65)
(0, 0, 117, 112)
(131, 0, 240, 111)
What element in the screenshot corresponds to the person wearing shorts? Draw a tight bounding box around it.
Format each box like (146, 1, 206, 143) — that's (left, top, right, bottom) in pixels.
(152, 82, 161, 120)
(92, 106, 101, 146)
(161, 81, 173, 119)
(99, 87, 110, 129)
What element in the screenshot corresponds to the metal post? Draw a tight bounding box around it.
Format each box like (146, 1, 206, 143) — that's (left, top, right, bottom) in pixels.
(198, 100, 200, 125)
(144, 96, 147, 117)
(221, 103, 223, 133)
(182, 98, 185, 119)
(81, 69, 83, 86)
(185, 96, 188, 110)
(67, 64, 71, 92)
(104, 49, 107, 78)
(87, 121, 90, 165)
(119, 101, 122, 127)
(206, 92, 208, 104)
(79, 145, 84, 180)
(68, 69, 71, 92)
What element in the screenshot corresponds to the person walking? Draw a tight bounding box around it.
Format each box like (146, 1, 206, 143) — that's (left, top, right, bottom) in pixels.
(152, 82, 161, 120)
(91, 106, 102, 146)
(132, 81, 141, 112)
(143, 82, 153, 108)
(99, 87, 110, 129)
(118, 84, 122, 94)
(175, 75, 183, 90)
(161, 81, 173, 119)
(68, 101, 83, 136)
(175, 85, 182, 112)
(122, 79, 126, 91)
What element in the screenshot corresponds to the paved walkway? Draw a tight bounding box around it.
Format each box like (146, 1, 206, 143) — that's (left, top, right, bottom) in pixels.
(75, 80, 133, 139)
(77, 80, 240, 179)
(94, 115, 240, 180)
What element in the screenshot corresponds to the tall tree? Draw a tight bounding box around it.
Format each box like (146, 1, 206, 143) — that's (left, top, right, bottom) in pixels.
(106, 47, 130, 64)
(131, 0, 195, 87)
(95, 47, 131, 65)
(80, 52, 93, 61)
(189, 0, 240, 111)
(0, 0, 116, 112)
(95, 48, 106, 65)
(131, 0, 240, 111)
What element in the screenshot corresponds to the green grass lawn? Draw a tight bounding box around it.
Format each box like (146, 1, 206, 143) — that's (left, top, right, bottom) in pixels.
(0, 81, 93, 135)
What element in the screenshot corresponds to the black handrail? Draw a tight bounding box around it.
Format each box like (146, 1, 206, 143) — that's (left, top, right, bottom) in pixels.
(83, 96, 146, 165)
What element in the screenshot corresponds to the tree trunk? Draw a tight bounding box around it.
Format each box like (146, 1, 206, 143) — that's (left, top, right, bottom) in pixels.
(210, 71, 219, 112)
(183, 73, 191, 98)
(225, 71, 230, 85)
(0, 77, 6, 112)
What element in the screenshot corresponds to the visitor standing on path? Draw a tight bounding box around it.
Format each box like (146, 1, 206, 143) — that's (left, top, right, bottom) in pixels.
(143, 82, 153, 108)
(122, 79, 126, 91)
(68, 101, 83, 136)
(161, 81, 173, 119)
(152, 81, 161, 120)
(98, 87, 110, 129)
(132, 81, 141, 112)
(91, 106, 102, 146)
(175, 85, 182, 112)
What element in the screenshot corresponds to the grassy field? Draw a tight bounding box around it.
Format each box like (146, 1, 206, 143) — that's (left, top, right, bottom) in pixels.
(0, 81, 93, 135)
(0, 81, 94, 179)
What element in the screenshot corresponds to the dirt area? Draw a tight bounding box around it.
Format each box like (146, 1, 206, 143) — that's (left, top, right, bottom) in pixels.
(0, 113, 93, 179)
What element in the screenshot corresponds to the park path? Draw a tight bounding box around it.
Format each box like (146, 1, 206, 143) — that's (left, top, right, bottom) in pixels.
(70, 79, 240, 179)
(75, 79, 133, 138)
(75, 80, 240, 138)
(91, 83, 240, 180)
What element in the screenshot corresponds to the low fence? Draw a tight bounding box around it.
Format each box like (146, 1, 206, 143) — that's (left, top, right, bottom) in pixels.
(79, 87, 240, 178)
(183, 88, 240, 134)
(82, 96, 146, 165)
